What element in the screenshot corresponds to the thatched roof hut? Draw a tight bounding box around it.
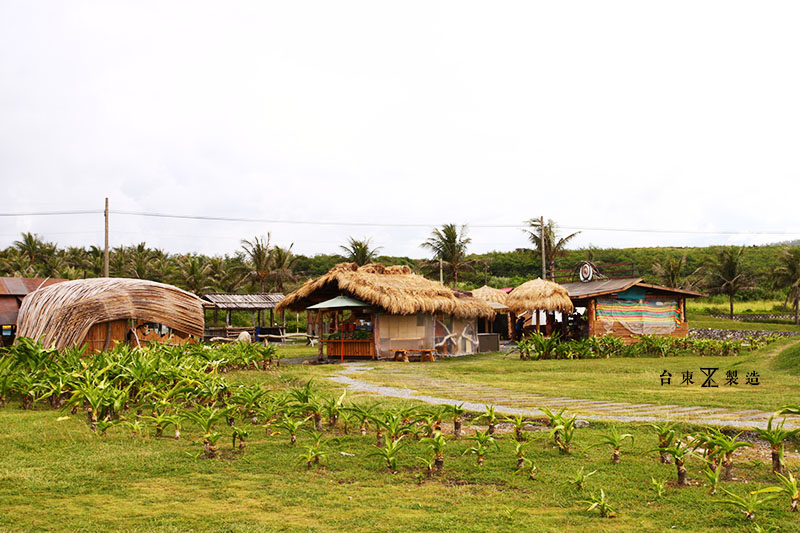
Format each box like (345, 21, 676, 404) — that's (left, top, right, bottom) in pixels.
(470, 285, 509, 305)
(17, 278, 205, 350)
(277, 263, 493, 319)
(506, 278, 574, 314)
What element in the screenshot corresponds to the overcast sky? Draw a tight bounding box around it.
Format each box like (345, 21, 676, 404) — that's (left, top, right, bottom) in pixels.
(1, 1, 798, 258)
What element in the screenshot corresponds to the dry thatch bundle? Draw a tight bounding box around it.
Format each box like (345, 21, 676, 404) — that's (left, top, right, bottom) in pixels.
(277, 262, 493, 318)
(470, 285, 509, 305)
(16, 278, 205, 349)
(506, 278, 574, 314)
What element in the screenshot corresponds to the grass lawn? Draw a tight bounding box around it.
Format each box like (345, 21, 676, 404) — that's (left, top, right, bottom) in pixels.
(348, 339, 800, 413)
(2, 374, 800, 532)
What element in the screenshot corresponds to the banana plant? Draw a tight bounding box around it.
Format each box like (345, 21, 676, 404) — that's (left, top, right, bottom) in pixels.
(753, 416, 800, 474)
(421, 431, 447, 473)
(716, 487, 778, 521)
(368, 435, 406, 473)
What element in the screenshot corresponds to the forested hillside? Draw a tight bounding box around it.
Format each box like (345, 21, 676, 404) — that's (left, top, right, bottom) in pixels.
(0, 232, 794, 303)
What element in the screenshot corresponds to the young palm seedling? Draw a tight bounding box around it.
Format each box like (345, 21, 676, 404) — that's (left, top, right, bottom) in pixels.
(756, 471, 800, 512)
(232, 426, 249, 451)
(479, 405, 500, 435)
(651, 477, 667, 499)
(592, 426, 634, 464)
(421, 431, 447, 473)
(516, 457, 537, 480)
(647, 421, 678, 464)
(703, 460, 723, 495)
(548, 415, 577, 454)
(577, 488, 617, 518)
(653, 438, 694, 487)
(712, 431, 752, 480)
(716, 487, 778, 521)
(279, 414, 309, 445)
(446, 403, 466, 439)
(568, 466, 597, 491)
(368, 435, 406, 473)
(753, 416, 800, 474)
(346, 403, 375, 436)
(181, 406, 230, 458)
(513, 441, 529, 469)
(462, 429, 499, 467)
(503, 414, 528, 442)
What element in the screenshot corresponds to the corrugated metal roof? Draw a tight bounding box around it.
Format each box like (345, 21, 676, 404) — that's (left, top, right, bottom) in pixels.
(203, 293, 285, 310)
(561, 278, 705, 300)
(0, 277, 66, 295)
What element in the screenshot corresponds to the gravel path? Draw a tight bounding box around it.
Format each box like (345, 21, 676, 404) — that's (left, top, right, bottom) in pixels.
(328, 363, 799, 430)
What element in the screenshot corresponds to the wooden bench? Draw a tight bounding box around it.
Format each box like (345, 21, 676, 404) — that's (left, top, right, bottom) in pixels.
(393, 349, 436, 362)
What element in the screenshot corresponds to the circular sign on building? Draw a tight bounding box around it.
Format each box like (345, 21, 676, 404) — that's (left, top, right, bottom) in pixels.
(578, 262, 594, 282)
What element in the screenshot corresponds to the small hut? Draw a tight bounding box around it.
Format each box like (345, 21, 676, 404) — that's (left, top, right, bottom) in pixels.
(276, 263, 494, 360)
(506, 278, 575, 337)
(470, 285, 511, 339)
(0, 277, 67, 346)
(561, 277, 703, 343)
(16, 278, 205, 352)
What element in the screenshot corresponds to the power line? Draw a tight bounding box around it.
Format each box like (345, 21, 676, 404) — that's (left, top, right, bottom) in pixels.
(2, 208, 800, 236)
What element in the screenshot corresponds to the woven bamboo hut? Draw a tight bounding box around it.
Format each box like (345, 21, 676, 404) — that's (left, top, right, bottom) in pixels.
(16, 278, 205, 352)
(277, 263, 494, 360)
(507, 278, 575, 337)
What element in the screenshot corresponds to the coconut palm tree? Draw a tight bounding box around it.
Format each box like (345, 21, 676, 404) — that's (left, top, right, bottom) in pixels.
(705, 247, 750, 319)
(420, 224, 471, 288)
(13, 232, 44, 269)
(651, 254, 702, 290)
(340, 237, 382, 266)
(241, 235, 272, 292)
(753, 416, 800, 474)
(523, 219, 580, 281)
(421, 431, 447, 473)
(177, 255, 213, 294)
(773, 246, 800, 324)
(268, 245, 298, 293)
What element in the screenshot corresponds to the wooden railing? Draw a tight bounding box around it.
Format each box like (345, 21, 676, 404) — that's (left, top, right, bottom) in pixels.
(323, 339, 376, 359)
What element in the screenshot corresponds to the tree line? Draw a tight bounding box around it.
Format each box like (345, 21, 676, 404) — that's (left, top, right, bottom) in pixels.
(1, 220, 799, 321)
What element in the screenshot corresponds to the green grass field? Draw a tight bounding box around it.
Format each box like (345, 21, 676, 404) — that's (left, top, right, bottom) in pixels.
(2, 386, 799, 532)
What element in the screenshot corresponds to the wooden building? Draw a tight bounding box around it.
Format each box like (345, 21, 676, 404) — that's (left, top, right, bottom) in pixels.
(0, 277, 66, 346)
(202, 293, 285, 340)
(16, 278, 205, 352)
(276, 263, 494, 360)
(560, 277, 703, 343)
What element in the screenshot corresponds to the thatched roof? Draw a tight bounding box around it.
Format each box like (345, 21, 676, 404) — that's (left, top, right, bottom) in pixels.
(16, 278, 205, 349)
(277, 263, 493, 319)
(506, 278, 575, 314)
(470, 285, 509, 305)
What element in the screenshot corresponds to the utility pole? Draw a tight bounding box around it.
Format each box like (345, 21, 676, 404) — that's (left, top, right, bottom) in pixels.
(104, 197, 110, 277)
(439, 258, 443, 284)
(540, 215, 546, 280)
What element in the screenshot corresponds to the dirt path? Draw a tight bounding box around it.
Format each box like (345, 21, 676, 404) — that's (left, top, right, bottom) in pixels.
(328, 363, 799, 430)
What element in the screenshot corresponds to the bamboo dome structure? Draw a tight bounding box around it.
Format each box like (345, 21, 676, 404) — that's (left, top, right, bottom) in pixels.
(16, 278, 205, 351)
(506, 278, 574, 315)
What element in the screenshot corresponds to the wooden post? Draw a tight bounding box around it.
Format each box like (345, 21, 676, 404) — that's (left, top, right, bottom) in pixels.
(535, 309, 540, 334)
(317, 312, 324, 361)
(104, 197, 110, 277)
(540, 215, 546, 281)
(213, 308, 218, 327)
(270, 308, 274, 327)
